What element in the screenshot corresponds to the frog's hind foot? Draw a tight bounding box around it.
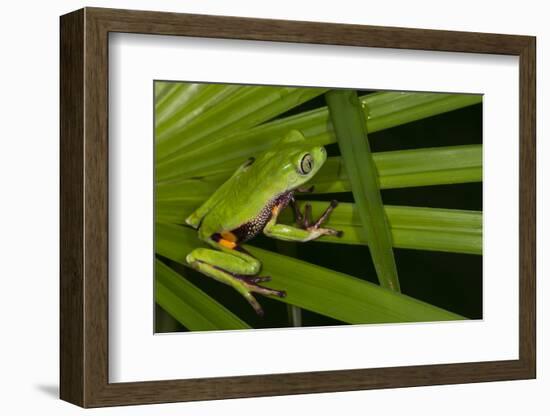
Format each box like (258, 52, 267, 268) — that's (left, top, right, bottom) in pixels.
(234, 274, 287, 299)
(186, 247, 286, 316)
(234, 275, 272, 284)
(239, 279, 286, 316)
(231, 273, 286, 316)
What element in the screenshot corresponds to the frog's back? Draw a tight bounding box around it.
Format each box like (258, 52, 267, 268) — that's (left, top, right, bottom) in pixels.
(185, 157, 256, 229)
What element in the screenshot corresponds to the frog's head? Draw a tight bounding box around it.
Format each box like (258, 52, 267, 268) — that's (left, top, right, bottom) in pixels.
(267, 130, 327, 192)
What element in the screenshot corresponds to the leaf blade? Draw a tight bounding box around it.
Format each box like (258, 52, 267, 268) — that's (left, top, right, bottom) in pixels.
(278, 202, 483, 254)
(156, 85, 329, 178)
(155, 259, 251, 331)
(326, 89, 400, 291)
(156, 91, 482, 181)
(155, 223, 465, 324)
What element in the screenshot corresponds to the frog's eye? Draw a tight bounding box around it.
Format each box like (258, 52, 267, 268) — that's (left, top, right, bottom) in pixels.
(299, 153, 313, 175)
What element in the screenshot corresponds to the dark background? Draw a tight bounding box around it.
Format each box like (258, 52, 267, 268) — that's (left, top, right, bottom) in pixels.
(156, 90, 483, 332)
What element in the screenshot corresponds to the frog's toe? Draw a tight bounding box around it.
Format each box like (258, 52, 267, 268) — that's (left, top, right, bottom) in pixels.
(247, 283, 286, 298)
(241, 284, 285, 315)
(244, 294, 264, 316)
(238, 275, 271, 284)
(269, 288, 286, 298)
(323, 227, 343, 237)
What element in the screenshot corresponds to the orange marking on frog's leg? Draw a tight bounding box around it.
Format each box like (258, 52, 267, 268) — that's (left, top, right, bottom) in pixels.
(219, 239, 236, 249)
(221, 231, 237, 242)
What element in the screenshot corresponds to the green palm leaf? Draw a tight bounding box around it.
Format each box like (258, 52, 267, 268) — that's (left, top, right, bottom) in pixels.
(156, 200, 481, 255)
(156, 223, 464, 324)
(154, 82, 482, 331)
(156, 259, 250, 331)
(326, 89, 400, 291)
(156, 91, 481, 181)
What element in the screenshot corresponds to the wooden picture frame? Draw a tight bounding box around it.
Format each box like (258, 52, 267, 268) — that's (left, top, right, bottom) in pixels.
(60, 7, 536, 408)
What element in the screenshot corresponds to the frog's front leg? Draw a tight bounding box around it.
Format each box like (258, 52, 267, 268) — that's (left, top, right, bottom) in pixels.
(186, 241, 285, 316)
(264, 201, 343, 242)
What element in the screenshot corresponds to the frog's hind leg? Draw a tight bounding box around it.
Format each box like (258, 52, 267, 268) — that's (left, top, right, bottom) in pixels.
(186, 247, 285, 316)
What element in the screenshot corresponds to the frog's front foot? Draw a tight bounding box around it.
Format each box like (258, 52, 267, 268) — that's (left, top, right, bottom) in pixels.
(310, 226, 343, 238)
(293, 200, 343, 237)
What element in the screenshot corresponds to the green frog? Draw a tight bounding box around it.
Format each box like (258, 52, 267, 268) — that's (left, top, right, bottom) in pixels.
(185, 130, 342, 315)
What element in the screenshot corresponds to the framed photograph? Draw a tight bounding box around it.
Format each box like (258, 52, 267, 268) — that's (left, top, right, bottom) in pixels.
(60, 7, 536, 408)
